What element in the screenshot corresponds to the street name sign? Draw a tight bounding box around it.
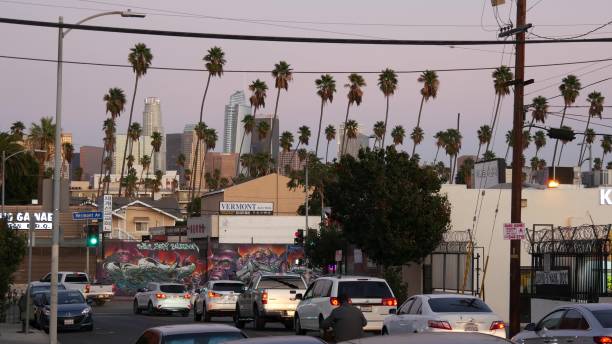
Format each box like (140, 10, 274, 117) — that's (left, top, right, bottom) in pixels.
(503, 223, 526, 240)
(72, 211, 103, 221)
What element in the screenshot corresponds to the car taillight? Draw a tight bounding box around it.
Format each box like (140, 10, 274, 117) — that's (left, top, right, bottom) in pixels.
(262, 292, 268, 305)
(112, 284, 116, 293)
(155, 293, 166, 299)
(490, 321, 505, 330)
(330, 297, 340, 306)
(382, 298, 397, 307)
(84, 285, 90, 294)
(428, 320, 452, 330)
(184, 293, 191, 299)
(208, 291, 222, 298)
(595, 337, 612, 344)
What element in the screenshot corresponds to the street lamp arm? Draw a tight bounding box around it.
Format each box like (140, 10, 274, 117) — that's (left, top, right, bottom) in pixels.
(63, 10, 145, 37)
(5, 148, 45, 160)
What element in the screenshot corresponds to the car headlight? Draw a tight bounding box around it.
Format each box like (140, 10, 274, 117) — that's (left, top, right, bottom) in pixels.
(81, 307, 91, 315)
(43, 309, 50, 316)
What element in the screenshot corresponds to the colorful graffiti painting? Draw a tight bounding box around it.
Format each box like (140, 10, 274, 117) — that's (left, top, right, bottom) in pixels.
(98, 240, 205, 296)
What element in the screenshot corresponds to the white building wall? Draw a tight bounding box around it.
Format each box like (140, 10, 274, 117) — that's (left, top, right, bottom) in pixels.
(217, 215, 320, 244)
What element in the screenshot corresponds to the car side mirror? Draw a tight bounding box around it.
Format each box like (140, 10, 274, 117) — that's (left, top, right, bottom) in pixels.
(524, 323, 536, 331)
(295, 293, 303, 300)
(389, 308, 397, 314)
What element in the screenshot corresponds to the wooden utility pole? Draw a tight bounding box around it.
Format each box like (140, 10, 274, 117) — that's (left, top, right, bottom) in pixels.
(509, 0, 526, 337)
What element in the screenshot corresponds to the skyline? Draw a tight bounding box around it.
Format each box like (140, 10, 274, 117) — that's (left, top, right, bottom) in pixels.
(1, 0, 612, 165)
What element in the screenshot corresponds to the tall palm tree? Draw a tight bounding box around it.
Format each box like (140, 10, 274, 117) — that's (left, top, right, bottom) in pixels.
(127, 122, 143, 160)
(476, 125, 492, 161)
(152, 170, 163, 199)
(391, 125, 406, 146)
(98, 118, 116, 196)
(324, 125, 336, 163)
(101, 87, 126, 194)
(444, 129, 462, 184)
(189, 122, 207, 195)
(291, 126, 311, 167)
(594, 158, 603, 171)
(483, 150, 496, 161)
(150, 131, 163, 173)
(197, 128, 218, 194)
(373, 121, 385, 148)
(433, 131, 446, 164)
(557, 125, 573, 166)
(344, 120, 359, 155)
(190, 46, 226, 199)
(530, 96, 548, 129)
(552, 75, 581, 170)
(62, 142, 74, 178)
(10, 121, 25, 140)
(413, 70, 439, 155)
(314, 74, 336, 157)
(378, 68, 398, 148)
(280, 131, 294, 153)
(579, 91, 605, 165)
(584, 128, 597, 166)
(341, 73, 366, 156)
(127, 154, 135, 169)
(410, 127, 424, 153)
(125, 167, 139, 198)
(176, 153, 186, 188)
(269, 61, 293, 162)
(139, 154, 151, 194)
(504, 130, 514, 162)
(485, 65, 513, 153)
(534, 130, 546, 158)
(236, 114, 256, 176)
(28, 117, 55, 201)
(601, 135, 612, 164)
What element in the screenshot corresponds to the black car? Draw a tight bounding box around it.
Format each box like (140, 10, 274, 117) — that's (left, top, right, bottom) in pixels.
(37, 290, 93, 332)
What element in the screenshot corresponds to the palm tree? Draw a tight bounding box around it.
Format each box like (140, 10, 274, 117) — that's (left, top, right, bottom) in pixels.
(150, 131, 163, 173)
(344, 120, 359, 156)
(236, 114, 255, 176)
(433, 131, 446, 164)
(341, 73, 366, 156)
(127, 122, 143, 160)
(584, 128, 597, 166)
(378, 68, 398, 148)
(280, 131, 294, 153)
(483, 150, 496, 161)
(579, 91, 605, 165)
(291, 126, 311, 167)
(101, 87, 126, 194)
(391, 125, 406, 146)
(176, 153, 186, 188)
(62, 142, 74, 179)
(444, 129, 462, 183)
(140, 154, 151, 194)
(530, 96, 548, 129)
(151, 170, 163, 199)
(522, 130, 532, 151)
(127, 154, 135, 169)
(373, 121, 385, 148)
(197, 128, 218, 195)
(98, 118, 116, 196)
(552, 75, 581, 170)
(269, 61, 293, 163)
(190, 122, 207, 194)
(476, 125, 492, 161)
(594, 158, 603, 171)
(410, 127, 424, 153)
(557, 126, 572, 166)
(10, 121, 25, 140)
(118, 43, 153, 196)
(413, 70, 439, 155)
(257, 121, 270, 142)
(534, 130, 546, 158)
(504, 130, 514, 162)
(324, 125, 336, 163)
(601, 135, 612, 164)
(314, 74, 336, 157)
(190, 46, 226, 199)
(28, 117, 55, 201)
(485, 66, 513, 153)
(124, 167, 139, 198)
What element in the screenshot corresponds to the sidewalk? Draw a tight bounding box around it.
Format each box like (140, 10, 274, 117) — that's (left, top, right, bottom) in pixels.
(0, 323, 49, 344)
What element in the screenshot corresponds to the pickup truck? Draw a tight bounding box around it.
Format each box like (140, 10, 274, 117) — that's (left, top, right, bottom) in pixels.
(234, 273, 307, 330)
(40, 271, 114, 306)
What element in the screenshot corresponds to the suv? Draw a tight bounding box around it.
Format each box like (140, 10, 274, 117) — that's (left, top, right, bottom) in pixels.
(294, 276, 396, 334)
(193, 280, 244, 322)
(133, 282, 191, 316)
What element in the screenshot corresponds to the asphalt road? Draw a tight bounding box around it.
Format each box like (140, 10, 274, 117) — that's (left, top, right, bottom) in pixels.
(58, 300, 300, 344)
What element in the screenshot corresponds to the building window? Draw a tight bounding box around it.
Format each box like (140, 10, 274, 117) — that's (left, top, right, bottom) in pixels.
(136, 222, 148, 232)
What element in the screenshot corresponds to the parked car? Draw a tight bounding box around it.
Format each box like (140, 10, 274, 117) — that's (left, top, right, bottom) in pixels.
(40, 271, 114, 306)
(382, 294, 505, 338)
(295, 276, 397, 335)
(133, 324, 247, 344)
(37, 290, 93, 333)
(194, 280, 245, 322)
(337, 332, 512, 344)
(224, 336, 325, 344)
(133, 282, 191, 316)
(235, 273, 307, 330)
(512, 303, 612, 344)
(19, 281, 67, 325)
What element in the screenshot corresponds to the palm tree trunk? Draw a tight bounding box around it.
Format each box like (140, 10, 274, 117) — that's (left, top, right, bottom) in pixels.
(290, 142, 301, 170)
(505, 144, 511, 162)
(551, 105, 568, 174)
(96, 148, 105, 197)
(578, 115, 592, 165)
(37, 160, 44, 201)
(412, 96, 425, 155)
(433, 147, 440, 164)
(325, 140, 330, 163)
(189, 74, 212, 201)
(315, 100, 325, 157)
(453, 154, 459, 184)
(382, 96, 390, 148)
(268, 88, 282, 172)
(124, 139, 135, 197)
(449, 155, 453, 184)
(558, 144, 566, 167)
(341, 101, 351, 156)
(485, 94, 502, 153)
(118, 76, 140, 196)
(475, 144, 482, 162)
(197, 147, 207, 197)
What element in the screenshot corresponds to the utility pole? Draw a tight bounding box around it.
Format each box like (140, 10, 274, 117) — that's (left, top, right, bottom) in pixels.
(509, 0, 526, 337)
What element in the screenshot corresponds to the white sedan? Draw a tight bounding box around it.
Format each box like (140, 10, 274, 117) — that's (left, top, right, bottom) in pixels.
(382, 294, 506, 338)
(133, 282, 191, 316)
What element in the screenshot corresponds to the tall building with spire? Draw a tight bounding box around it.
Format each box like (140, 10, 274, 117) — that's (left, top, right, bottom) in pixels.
(223, 91, 251, 154)
(143, 97, 166, 172)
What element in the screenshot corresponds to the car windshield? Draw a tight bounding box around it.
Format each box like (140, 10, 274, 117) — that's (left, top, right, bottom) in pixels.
(428, 298, 492, 313)
(160, 285, 186, 294)
(258, 277, 305, 289)
(43, 292, 85, 305)
(64, 274, 88, 283)
(212, 283, 244, 293)
(163, 332, 245, 344)
(337, 281, 393, 299)
(592, 310, 612, 327)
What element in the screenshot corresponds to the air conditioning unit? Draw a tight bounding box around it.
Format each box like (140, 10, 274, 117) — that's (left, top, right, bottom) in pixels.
(491, 0, 506, 6)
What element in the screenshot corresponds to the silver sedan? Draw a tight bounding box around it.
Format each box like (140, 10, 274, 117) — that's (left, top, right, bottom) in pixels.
(512, 303, 612, 344)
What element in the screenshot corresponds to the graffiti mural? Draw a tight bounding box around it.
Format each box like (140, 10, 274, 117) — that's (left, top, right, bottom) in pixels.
(98, 240, 205, 296)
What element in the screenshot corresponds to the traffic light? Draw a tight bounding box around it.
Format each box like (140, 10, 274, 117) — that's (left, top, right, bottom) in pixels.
(294, 229, 304, 246)
(547, 127, 576, 141)
(85, 224, 100, 247)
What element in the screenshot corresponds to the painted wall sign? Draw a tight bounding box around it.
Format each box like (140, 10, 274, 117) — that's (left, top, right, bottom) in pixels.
(219, 202, 273, 215)
(601, 188, 612, 205)
(0, 212, 53, 230)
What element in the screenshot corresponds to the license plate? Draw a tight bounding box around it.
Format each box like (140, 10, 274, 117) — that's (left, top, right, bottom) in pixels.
(286, 310, 295, 316)
(359, 305, 372, 312)
(464, 324, 478, 332)
(64, 319, 74, 325)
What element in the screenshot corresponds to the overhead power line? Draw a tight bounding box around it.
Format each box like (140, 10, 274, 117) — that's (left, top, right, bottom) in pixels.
(2, 17, 612, 45)
(529, 18, 612, 40)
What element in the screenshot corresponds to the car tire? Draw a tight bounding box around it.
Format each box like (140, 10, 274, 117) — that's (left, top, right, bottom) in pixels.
(284, 318, 294, 330)
(203, 304, 211, 322)
(133, 300, 141, 315)
(295, 314, 306, 335)
(254, 306, 265, 330)
(147, 301, 155, 315)
(194, 304, 202, 322)
(181, 310, 189, 317)
(234, 305, 245, 329)
(85, 324, 94, 332)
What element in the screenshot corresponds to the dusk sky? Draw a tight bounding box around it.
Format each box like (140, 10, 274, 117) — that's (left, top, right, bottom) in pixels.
(1, 0, 612, 164)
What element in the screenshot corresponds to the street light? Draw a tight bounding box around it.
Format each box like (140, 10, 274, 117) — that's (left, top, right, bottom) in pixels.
(1, 149, 46, 216)
(49, 10, 145, 344)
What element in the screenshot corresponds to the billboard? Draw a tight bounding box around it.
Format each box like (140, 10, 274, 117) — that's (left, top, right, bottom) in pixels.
(473, 158, 506, 189)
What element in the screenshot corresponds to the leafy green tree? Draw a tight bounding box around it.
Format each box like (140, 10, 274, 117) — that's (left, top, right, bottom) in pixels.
(327, 147, 451, 267)
(304, 224, 347, 272)
(0, 220, 26, 321)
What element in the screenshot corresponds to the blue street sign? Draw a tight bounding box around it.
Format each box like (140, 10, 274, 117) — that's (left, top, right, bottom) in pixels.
(72, 211, 103, 221)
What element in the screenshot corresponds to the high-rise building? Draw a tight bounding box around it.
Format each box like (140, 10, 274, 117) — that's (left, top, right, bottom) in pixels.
(278, 150, 305, 176)
(223, 91, 251, 154)
(165, 133, 182, 171)
(79, 146, 103, 182)
(143, 97, 166, 172)
(181, 124, 206, 192)
(250, 115, 279, 159)
(337, 123, 370, 158)
(205, 152, 238, 185)
(112, 134, 153, 175)
(70, 152, 81, 181)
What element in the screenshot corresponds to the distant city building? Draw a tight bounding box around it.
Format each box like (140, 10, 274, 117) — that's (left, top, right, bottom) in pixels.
(79, 146, 103, 182)
(337, 123, 370, 158)
(112, 134, 153, 175)
(165, 133, 182, 171)
(70, 152, 81, 181)
(143, 97, 166, 172)
(60, 132, 72, 179)
(223, 91, 251, 154)
(181, 124, 206, 191)
(278, 150, 305, 176)
(205, 152, 239, 185)
(250, 115, 279, 159)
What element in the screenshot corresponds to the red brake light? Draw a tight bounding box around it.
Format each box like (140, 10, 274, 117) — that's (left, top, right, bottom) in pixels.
(382, 298, 397, 307)
(428, 320, 452, 330)
(184, 293, 191, 299)
(490, 321, 505, 330)
(595, 337, 612, 344)
(155, 293, 166, 299)
(208, 291, 222, 298)
(330, 297, 340, 306)
(112, 284, 116, 293)
(262, 292, 268, 305)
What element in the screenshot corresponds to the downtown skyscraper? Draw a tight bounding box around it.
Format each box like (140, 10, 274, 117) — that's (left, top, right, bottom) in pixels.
(223, 91, 251, 155)
(143, 97, 166, 172)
